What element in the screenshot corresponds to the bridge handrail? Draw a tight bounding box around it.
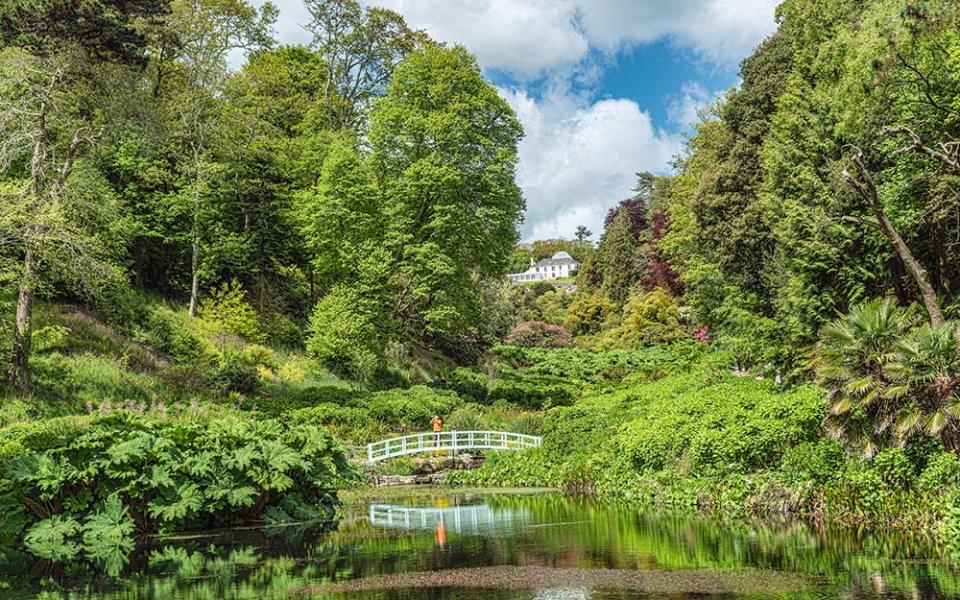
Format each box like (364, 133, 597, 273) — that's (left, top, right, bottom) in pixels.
(366, 430, 541, 463)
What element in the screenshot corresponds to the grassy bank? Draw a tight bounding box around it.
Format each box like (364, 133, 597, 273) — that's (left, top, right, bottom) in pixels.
(447, 344, 960, 547)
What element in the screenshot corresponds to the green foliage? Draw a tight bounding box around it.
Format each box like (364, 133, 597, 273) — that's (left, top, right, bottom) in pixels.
(292, 385, 460, 443)
(209, 353, 261, 397)
(534, 289, 570, 325)
(616, 375, 824, 475)
(295, 140, 381, 284)
(0, 410, 352, 570)
(779, 439, 843, 485)
(597, 208, 640, 303)
(370, 44, 524, 344)
(30, 325, 71, 354)
(918, 452, 960, 496)
(506, 342, 709, 384)
(198, 280, 264, 344)
(438, 367, 488, 404)
(0, 0, 170, 62)
(564, 292, 618, 336)
(306, 285, 380, 381)
(873, 448, 915, 491)
(814, 298, 960, 455)
(445, 404, 488, 431)
(592, 289, 686, 349)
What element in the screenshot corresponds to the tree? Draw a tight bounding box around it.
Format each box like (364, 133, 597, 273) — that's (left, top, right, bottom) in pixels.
(814, 297, 960, 455)
(574, 225, 592, 243)
(370, 44, 524, 343)
(0, 0, 170, 64)
(157, 0, 276, 316)
(0, 1, 169, 391)
(840, 150, 945, 326)
(597, 208, 640, 303)
(303, 0, 424, 130)
(296, 140, 381, 288)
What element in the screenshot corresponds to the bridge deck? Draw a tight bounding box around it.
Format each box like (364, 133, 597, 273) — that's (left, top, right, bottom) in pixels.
(366, 430, 541, 462)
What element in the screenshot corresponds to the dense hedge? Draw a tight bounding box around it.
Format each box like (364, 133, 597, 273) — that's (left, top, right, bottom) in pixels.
(0, 410, 352, 574)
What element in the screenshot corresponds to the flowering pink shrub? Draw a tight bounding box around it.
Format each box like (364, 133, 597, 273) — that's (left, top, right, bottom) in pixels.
(693, 326, 711, 342)
(505, 321, 573, 348)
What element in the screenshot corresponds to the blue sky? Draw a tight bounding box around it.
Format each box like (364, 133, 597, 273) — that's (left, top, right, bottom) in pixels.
(249, 0, 780, 240)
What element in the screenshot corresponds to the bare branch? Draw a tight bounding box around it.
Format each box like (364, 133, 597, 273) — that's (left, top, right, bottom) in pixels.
(841, 215, 883, 231)
(884, 126, 960, 172)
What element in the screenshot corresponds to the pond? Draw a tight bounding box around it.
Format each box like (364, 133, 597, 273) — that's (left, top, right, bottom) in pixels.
(3, 488, 960, 599)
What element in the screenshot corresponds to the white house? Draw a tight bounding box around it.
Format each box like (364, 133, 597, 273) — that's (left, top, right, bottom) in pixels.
(507, 251, 580, 282)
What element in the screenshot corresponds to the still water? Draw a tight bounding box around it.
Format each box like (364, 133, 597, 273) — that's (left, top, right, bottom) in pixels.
(3, 488, 960, 599)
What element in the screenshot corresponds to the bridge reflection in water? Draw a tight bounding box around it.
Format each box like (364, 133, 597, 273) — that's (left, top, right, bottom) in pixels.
(368, 502, 534, 536)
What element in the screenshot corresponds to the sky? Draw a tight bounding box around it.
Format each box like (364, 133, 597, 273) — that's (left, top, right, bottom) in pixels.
(246, 0, 781, 241)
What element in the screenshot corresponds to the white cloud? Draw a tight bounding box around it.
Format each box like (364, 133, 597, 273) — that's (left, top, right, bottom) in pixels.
(575, 0, 781, 66)
(367, 0, 589, 78)
(502, 89, 682, 240)
(366, 0, 779, 77)
(256, 1, 778, 78)
(666, 81, 723, 131)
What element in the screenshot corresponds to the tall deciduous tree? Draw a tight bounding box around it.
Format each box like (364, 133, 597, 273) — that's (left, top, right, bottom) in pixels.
(303, 0, 424, 131)
(296, 140, 381, 287)
(370, 44, 524, 345)
(0, 0, 170, 391)
(157, 0, 276, 316)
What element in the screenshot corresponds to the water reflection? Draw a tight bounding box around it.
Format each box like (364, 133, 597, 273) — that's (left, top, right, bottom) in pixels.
(1, 490, 959, 599)
(369, 501, 534, 536)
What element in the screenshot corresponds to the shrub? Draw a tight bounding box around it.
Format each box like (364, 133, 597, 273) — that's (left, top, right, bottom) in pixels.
(143, 305, 213, 365)
(564, 292, 618, 335)
(504, 321, 572, 348)
(290, 385, 462, 443)
(253, 385, 363, 416)
(306, 285, 380, 381)
(446, 404, 488, 431)
(364, 386, 460, 428)
(488, 378, 575, 410)
(31, 325, 71, 353)
(597, 289, 686, 349)
(534, 289, 570, 325)
(943, 492, 960, 558)
(0, 411, 352, 574)
(209, 354, 260, 397)
(873, 448, 915, 490)
(918, 452, 960, 495)
(779, 439, 844, 485)
(198, 280, 264, 343)
(437, 367, 489, 403)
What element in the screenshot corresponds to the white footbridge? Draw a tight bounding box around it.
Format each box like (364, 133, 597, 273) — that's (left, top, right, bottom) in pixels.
(366, 430, 541, 463)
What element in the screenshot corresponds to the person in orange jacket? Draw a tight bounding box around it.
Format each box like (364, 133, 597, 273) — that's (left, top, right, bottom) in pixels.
(430, 415, 443, 448)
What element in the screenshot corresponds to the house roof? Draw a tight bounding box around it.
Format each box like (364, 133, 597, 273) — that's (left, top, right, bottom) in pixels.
(535, 251, 579, 267)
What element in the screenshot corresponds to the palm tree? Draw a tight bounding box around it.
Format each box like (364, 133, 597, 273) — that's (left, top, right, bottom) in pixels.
(812, 298, 919, 456)
(886, 323, 960, 451)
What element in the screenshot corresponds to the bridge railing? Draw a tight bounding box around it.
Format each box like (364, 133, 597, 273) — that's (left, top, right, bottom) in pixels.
(366, 430, 541, 463)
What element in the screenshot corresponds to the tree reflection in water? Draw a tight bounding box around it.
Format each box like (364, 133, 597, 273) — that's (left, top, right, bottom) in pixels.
(1, 490, 959, 599)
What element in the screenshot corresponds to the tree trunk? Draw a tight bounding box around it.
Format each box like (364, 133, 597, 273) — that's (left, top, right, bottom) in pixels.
(875, 208, 945, 326)
(188, 236, 199, 317)
(842, 151, 946, 326)
(9, 248, 35, 392)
